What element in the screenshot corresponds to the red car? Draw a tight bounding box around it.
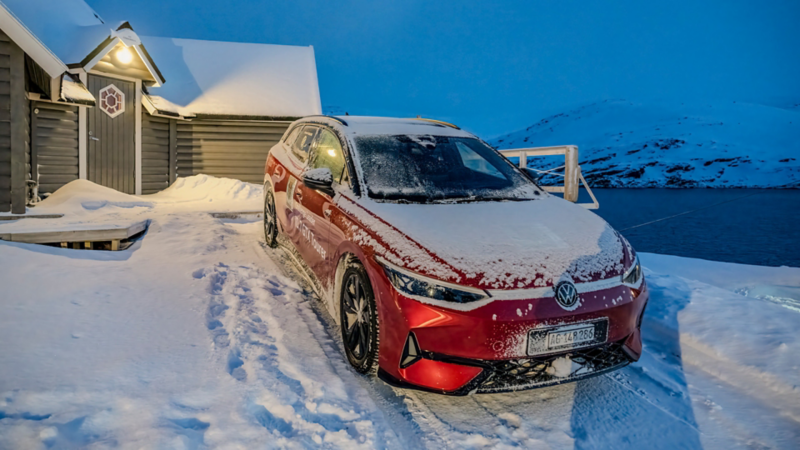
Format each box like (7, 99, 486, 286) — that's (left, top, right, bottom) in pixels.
(263, 116, 647, 395)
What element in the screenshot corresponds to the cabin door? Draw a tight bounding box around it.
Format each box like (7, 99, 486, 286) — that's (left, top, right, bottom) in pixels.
(86, 74, 136, 194)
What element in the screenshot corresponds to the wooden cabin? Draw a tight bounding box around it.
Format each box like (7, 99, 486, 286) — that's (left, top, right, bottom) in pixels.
(0, 0, 321, 213)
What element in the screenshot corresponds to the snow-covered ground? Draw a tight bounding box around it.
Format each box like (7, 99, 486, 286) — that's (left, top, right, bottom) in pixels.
(490, 100, 800, 188)
(1, 176, 799, 449)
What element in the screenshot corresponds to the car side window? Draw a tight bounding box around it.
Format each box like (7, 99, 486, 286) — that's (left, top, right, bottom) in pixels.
(291, 126, 318, 163)
(455, 141, 506, 179)
(308, 128, 348, 185)
(283, 125, 302, 146)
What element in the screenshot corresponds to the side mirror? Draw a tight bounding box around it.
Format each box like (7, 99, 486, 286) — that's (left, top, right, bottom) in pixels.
(302, 168, 335, 197)
(522, 167, 541, 183)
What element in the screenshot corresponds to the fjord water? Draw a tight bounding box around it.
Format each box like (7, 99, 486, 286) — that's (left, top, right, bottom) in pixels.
(586, 189, 800, 267)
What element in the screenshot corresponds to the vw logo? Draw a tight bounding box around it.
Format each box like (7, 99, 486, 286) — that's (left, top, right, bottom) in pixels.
(555, 281, 579, 309)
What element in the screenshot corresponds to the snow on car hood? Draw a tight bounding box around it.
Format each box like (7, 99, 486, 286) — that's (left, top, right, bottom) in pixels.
(340, 194, 625, 290)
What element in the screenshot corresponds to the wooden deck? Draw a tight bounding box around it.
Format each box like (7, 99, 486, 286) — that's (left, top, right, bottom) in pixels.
(0, 220, 149, 250)
(0, 214, 64, 221)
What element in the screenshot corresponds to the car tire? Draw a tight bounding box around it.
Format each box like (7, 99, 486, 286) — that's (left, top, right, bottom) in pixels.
(263, 186, 278, 248)
(340, 263, 380, 374)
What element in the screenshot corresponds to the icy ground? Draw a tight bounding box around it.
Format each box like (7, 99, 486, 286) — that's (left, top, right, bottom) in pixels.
(491, 99, 800, 188)
(1, 175, 799, 449)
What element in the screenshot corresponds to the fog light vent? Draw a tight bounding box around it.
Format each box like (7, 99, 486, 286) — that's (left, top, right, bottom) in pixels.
(400, 333, 422, 368)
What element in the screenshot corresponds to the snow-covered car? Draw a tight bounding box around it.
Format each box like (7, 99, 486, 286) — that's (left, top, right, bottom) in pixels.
(262, 116, 647, 395)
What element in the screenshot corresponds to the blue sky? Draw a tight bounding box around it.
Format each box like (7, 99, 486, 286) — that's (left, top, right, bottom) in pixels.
(86, 0, 800, 137)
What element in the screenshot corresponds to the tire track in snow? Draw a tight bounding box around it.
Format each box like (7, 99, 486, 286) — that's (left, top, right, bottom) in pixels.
(196, 247, 400, 446)
(198, 219, 437, 449)
(246, 237, 432, 450)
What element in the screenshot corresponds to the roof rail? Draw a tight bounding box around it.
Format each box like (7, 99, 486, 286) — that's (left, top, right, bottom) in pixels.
(304, 115, 348, 126)
(409, 117, 460, 130)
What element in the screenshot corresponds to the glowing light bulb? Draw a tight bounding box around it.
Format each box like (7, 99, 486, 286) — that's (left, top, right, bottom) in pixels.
(116, 48, 133, 64)
(327, 149, 336, 157)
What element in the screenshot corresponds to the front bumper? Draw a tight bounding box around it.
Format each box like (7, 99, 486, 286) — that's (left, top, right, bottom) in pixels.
(379, 340, 634, 395)
(368, 259, 649, 395)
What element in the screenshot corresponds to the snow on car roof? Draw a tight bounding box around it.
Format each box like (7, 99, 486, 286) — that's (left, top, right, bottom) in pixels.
(304, 116, 476, 138)
(141, 36, 322, 118)
(1, 0, 107, 65)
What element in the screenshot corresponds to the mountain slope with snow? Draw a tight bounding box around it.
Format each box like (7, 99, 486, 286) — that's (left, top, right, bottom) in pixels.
(490, 100, 800, 188)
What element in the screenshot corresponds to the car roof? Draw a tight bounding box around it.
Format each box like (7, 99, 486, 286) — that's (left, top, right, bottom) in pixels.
(296, 115, 475, 139)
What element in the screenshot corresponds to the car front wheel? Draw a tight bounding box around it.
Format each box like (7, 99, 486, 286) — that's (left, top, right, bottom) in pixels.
(263, 187, 278, 248)
(340, 263, 379, 373)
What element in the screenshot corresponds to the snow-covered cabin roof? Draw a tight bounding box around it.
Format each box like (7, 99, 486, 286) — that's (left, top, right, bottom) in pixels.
(141, 36, 322, 118)
(0, 0, 164, 94)
(0, 0, 107, 67)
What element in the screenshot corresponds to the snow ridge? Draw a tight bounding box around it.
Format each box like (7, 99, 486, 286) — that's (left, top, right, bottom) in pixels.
(491, 99, 800, 188)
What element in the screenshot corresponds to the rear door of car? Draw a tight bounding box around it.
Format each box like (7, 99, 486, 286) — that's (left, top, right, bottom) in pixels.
(281, 125, 319, 252)
(268, 124, 303, 234)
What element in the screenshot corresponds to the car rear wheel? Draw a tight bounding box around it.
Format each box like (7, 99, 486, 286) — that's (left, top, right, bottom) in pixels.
(263, 188, 278, 248)
(340, 263, 379, 373)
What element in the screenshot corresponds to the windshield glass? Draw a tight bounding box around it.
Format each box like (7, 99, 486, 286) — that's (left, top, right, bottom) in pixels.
(354, 135, 540, 203)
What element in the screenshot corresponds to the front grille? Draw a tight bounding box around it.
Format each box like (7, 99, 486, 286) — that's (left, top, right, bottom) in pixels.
(476, 342, 632, 393)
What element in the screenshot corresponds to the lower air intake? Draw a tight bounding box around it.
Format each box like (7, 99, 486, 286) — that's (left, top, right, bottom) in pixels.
(477, 342, 632, 394)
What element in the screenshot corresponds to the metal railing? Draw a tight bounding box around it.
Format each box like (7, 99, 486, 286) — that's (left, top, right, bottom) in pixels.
(498, 145, 599, 209)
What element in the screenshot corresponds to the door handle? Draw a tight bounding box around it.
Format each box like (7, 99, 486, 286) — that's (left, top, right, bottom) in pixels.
(294, 190, 303, 200)
(90, 136, 100, 141)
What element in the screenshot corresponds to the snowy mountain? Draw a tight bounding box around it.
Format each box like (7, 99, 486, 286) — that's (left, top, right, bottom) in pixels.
(490, 100, 800, 188)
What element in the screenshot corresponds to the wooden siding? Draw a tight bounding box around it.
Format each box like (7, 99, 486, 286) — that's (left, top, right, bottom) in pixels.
(0, 30, 11, 211)
(176, 120, 290, 184)
(141, 111, 171, 194)
(23, 92, 29, 184)
(31, 102, 79, 195)
(0, 28, 26, 213)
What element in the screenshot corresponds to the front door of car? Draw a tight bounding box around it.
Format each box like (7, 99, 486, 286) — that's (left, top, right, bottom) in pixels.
(297, 127, 350, 285)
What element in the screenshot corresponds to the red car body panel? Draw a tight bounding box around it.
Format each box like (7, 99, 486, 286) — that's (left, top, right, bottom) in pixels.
(265, 118, 647, 394)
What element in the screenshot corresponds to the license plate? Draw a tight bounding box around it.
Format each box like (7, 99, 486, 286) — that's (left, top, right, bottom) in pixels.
(527, 318, 608, 356)
(547, 326, 595, 348)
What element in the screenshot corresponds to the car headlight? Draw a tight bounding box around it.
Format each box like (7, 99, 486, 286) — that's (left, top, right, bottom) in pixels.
(376, 257, 489, 304)
(622, 255, 643, 287)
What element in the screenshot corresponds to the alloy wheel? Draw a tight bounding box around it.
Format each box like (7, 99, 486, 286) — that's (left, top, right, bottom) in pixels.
(340, 265, 379, 373)
(263, 189, 278, 248)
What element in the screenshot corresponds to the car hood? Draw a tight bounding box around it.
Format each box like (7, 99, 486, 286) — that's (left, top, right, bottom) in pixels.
(339, 194, 626, 290)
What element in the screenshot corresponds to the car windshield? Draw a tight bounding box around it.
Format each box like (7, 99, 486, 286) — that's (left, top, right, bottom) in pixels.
(353, 135, 540, 203)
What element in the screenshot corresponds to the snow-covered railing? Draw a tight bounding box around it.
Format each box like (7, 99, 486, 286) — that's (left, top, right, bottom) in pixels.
(498, 145, 599, 210)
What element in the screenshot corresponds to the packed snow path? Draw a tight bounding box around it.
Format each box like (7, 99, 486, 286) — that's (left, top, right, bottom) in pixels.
(1, 176, 798, 449)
